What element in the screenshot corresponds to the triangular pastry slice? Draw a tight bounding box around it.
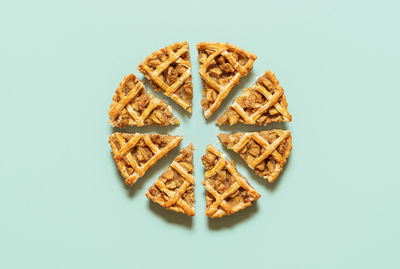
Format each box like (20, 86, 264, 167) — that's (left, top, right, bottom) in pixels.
(201, 145, 260, 218)
(217, 70, 292, 126)
(146, 144, 195, 216)
(109, 74, 180, 128)
(197, 42, 257, 119)
(109, 133, 183, 186)
(218, 130, 292, 183)
(138, 41, 193, 113)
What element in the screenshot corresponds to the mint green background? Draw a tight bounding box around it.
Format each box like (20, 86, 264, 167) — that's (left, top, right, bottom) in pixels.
(1, 0, 399, 268)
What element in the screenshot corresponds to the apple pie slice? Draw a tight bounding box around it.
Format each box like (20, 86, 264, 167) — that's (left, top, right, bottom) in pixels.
(146, 144, 195, 216)
(197, 42, 257, 119)
(109, 133, 183, 186)
(217, 70, 292, 126)
(109, 74, 180, 128)
(218, 130, 292, 183)
(138, 42, 193, 113)
(202, 145, 260, 218)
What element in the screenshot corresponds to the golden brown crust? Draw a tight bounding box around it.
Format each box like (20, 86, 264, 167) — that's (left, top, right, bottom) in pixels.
(216, 70, 292, 126)
(109, 133, 183, 186)
(109, 74, 180, 128)
(138, 42, 193, 113)
(218, 130, 292, 183)
(201, 144, 260, 218)
(197, 42, 257, 119)
(146, 144, 195, 216)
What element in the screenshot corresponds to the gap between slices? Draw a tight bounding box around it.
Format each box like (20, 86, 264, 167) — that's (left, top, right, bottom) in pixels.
(109, 74, 180, 128)
(138, 41, 193, 113)
(201, 144, 260, 218)
(218, 130, 292, 183)
(217, 70, 292, 126)
(197, 42, 257, 119)
(146, 143, 195, 216)
(109, 133, 183, 186)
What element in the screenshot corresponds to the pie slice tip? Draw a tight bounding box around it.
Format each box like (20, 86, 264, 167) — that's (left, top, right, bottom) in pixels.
(218, 130, 292, 183)
(216, 69, 292, 126)
(197, 42, 257, 119)
(202, 144, 260, 218)
(108, 74, 180, 128)
(146, 143, 195, 216)
(137, 41, 193, 113)
(109, 132, 183, 186)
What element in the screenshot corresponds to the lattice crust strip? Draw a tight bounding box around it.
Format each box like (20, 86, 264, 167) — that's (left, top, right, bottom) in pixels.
(146, 144, 195, 216)
(109, 133, 183, 186)
(217, 70, 292, 126)
(138, 41, 193, 113)
(197, 42, 257, 119)
(109, 74, 180, 128)
(201, 145, 260, 218)
(218, 130, 292, 183)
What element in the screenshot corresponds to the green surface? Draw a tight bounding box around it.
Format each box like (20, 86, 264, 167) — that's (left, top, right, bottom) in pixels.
(1, 0, 400, 268)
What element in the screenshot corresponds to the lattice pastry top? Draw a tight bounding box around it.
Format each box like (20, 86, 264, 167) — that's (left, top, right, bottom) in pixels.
(218, 130, 292, 183)
(109, 132, 182, 186)
(146, 143, 195, 216)
(217, 70, 292, 126)
(109, 74, 180, 128)
(197, 42, 257, 119)
(138, 42, 193, 113)
(202, 145, 260, 218)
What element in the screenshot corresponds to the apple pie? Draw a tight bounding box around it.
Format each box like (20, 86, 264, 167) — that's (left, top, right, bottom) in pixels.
(138, 41, 193, 113)
(109, 132, 183, 186)
(218, 130, 292, 183)
(197, 42, 257, 119)
(146, 143, 195, 216)
(202, 144, 260, 218)
(217, 70, 292, 126)
(109, 74, 180, 128)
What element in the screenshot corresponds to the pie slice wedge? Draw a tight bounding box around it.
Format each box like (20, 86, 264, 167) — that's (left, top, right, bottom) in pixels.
(197, 42, 257, 119)
(146, 143, 195, 216)
(109, 133, 183, 186)
(201, 145, 260, 218)
(217, 70, 292, 126)
(218, 130, 292, 183)
(138, 41, 193, 113)
(109, 74, 180, 128)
